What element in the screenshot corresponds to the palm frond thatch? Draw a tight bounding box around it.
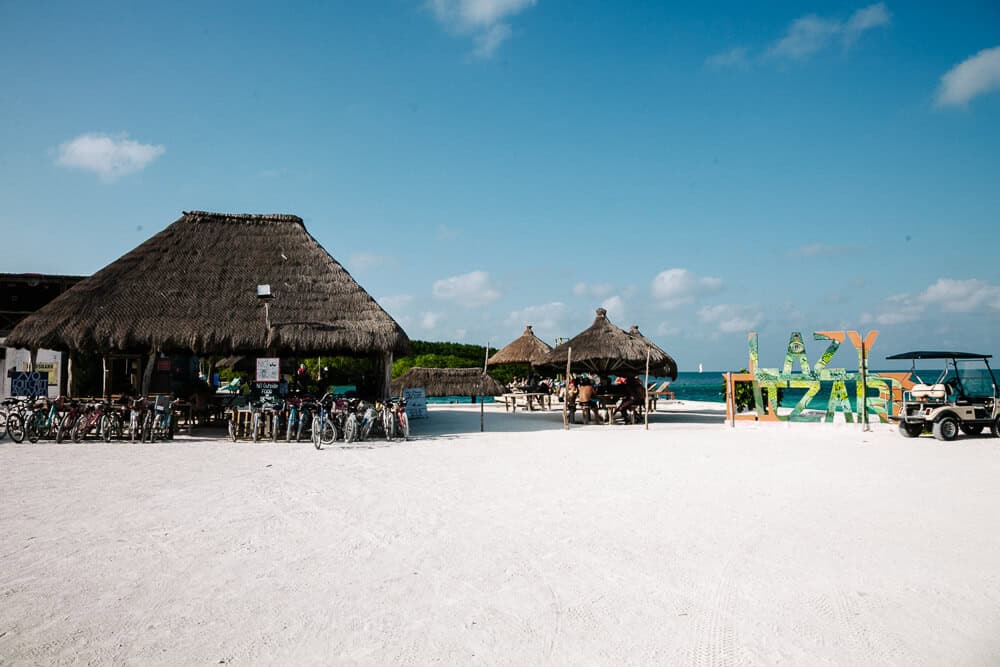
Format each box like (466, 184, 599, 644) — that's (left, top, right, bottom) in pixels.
(487, 325, 553, 366)
(539, 308, 678, 379)
(391, 367, 505, 397)
(6, 211, 410, 356)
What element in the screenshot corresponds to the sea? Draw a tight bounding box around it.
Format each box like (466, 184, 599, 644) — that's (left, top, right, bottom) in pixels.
(427, 370, 955, 410)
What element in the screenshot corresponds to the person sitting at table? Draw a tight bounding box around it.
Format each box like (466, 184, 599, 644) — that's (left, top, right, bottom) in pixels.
(576, 378, 601, 424)
(613, 376, 644, 424)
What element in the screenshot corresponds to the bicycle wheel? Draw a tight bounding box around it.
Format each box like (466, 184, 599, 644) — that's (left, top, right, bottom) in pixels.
(382, 408, 395, 441)
(7, 413, 26, 443)
(251, 414, 261, 442)
(26, 412, 41, 443)
(398, 412, 410, 440)
(319, 417, 337, 445)
(228, 414, 238, 442)
(71, 417, 87, 443)
(101, 414, 114, 442)
(56, 414, 72, 443)
(286, 415, 296, 443)
(271, 414, 280, 442)
(343, 414, 358, 443)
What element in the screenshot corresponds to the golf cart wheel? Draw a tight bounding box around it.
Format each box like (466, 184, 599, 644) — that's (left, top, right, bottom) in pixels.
(899, 422, 923, 438)
(932, 416, 960, 442)
(991, 416, 1000, 438)
(960, 423, 984, 436)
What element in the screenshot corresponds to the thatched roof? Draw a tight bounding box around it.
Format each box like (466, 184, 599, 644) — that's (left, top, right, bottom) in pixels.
(6, 211, 410, 356)
(487, 325, 553, 366)
(391, 367, 506, 397)
(540, 308, 678, 379)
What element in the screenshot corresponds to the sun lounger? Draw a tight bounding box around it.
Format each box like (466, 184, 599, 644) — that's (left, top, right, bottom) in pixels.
(647, 381, 675, 410)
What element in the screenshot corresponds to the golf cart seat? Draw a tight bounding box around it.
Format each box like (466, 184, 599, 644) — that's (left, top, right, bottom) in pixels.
(911, 383, 947, 400)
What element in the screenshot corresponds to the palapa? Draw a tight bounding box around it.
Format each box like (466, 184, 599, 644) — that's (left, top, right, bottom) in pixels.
(6, 211, 410, 357)
(540, 308, 678, 379)
(487, 325, 552, 367)
(391, 367, 505, 397)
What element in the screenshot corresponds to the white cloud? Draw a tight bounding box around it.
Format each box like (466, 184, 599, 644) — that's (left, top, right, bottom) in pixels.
(421, 312, 445, 329)
(601, 295, 625, 324)
(919, 278, 1000, 312)
(861, 278, 1000, 325)
(936, 45, 1000, 108)
(429, 0, 536, 59)
(844, 3, 891, 44)
(505, 302, 566, 332)
(432, 270, 501, 307)
(377, 294, 414, 312)
(698, 304, 762, 334)
(573, 282, 614, 299)
(706, 47, 750, 69)
(651, 268, 722, 309)
(767, 3, 890, 61)
(56, 132, 165, 182)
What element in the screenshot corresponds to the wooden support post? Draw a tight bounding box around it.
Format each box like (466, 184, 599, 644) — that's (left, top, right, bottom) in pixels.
(102, 356, 109, 400)
(644, 347, 651, 430)
(381, 352, 393, 400)
(67, 353, 74, 398)
(141, 350, 156, 397)
(562, 346, 572, 430)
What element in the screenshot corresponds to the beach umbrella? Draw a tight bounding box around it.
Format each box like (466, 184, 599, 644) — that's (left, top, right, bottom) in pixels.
(487, 325, 553, 367)
(540, 308, 678, 380)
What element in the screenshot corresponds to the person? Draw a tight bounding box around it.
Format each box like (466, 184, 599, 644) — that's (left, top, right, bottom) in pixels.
(296, 363, 309, 387)
(614, 376, 644, 424)
(564, 378, 578, 423)
(576, 378, 601, 424)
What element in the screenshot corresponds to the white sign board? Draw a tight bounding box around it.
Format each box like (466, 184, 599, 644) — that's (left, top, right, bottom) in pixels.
(402, 387, 428, 419)
(256, 357, 280, 382)
(2, 348, 62, 399)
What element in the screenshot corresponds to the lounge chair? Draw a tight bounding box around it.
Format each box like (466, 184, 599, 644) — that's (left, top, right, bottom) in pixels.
(647, 381, 675, 410)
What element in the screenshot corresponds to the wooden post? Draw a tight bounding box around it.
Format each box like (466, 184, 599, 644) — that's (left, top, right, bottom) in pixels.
(102, 356, 109, 400)
(28, 348, 37, 372)
(562, 346, 572, 430)
(861, 338, 870, 432)
(141, 350, 156, 397)
(644, 347, 651, 430)
(381, 352, 393, 400)
(67, 353, 74, 398)
(480, 342, 489, 433)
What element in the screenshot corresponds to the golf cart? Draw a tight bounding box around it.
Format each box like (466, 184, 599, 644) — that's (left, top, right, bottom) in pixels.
(887, 351, 1000, 441)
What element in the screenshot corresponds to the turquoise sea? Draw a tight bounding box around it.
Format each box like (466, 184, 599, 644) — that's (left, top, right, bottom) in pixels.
(426, 369, 982, 410)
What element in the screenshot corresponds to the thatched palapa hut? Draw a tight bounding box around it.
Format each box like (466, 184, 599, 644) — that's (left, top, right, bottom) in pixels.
(6, 211, 410, 395)
(391, 367, 505, 398)
(487, 325, 552, 367)
(540, 308, 678, 379)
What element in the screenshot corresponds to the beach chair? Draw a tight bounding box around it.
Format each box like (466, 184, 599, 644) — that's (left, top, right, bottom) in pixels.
(648, 381, 675, 411)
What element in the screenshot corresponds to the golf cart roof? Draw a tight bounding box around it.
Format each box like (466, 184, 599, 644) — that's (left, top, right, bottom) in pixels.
(885, 351, 993, 360)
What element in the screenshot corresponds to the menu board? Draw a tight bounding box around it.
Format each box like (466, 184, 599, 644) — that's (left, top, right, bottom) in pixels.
(402, 388, 428, 419)
(256, 357, 280, 382)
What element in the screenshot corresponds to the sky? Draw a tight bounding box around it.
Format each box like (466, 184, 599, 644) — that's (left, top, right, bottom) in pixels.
(1, 0, 998, 371)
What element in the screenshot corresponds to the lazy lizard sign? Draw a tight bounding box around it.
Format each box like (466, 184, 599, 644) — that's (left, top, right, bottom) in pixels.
(725, 331, 912, 423)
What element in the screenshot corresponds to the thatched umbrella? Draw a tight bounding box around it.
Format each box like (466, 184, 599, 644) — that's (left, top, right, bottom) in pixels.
(7, 211, 410, 396)
(391, 367, 506, 397)
(626, 325, 678, 380)
(540, 308, 678, 379)
(487, 325, 552, 367)
(7, 211, 409, 356)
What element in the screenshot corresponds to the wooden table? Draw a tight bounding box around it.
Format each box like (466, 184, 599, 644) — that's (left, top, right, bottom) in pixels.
(500, 392, 552, 412)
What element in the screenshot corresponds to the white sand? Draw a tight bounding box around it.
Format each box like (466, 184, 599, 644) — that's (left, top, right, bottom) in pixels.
(2, 401, 1000, 665)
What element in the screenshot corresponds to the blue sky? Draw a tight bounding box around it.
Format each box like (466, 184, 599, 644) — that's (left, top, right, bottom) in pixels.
(2, 1, 998, 370)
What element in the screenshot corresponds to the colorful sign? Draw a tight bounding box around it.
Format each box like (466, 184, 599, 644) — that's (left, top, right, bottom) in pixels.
(726, 331, 913, 424)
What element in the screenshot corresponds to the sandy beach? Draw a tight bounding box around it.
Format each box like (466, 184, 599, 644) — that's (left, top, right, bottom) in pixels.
(2, 401, 999, 665)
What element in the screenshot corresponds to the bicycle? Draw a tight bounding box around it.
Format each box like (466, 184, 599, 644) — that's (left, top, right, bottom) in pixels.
(311, 393, 339, 449)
